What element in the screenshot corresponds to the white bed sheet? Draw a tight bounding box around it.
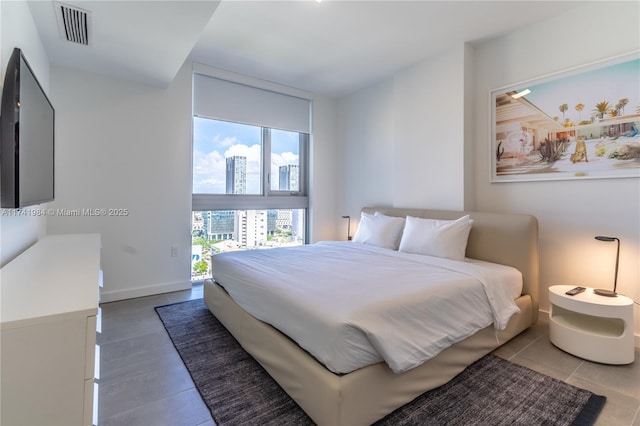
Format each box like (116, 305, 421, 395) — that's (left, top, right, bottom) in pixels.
(211, 241, 521, 374)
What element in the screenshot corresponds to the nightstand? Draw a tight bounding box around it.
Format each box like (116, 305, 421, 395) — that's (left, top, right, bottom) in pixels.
(549, 285, 634, 365)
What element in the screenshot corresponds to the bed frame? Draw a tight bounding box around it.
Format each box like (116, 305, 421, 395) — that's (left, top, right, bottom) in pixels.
(204, 207, 539, 425)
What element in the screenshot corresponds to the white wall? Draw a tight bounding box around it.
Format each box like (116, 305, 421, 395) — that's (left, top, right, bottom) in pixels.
(472, 1, 640, 336)
(48, 63, 194, 301)
(463, 43, 475, 210)
(337, 80, 395, 218)
(337, 46, 471, 223)
(392, 46, 467, 210)
(336, 1, 639, 342)
(0, 0, 50, 266)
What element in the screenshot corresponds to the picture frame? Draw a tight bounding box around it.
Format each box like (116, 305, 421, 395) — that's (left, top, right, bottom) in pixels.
(490, 51, 640, 182)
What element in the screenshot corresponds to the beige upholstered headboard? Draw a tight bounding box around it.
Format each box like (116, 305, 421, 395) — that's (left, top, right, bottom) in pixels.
(362, 207, 539, 313)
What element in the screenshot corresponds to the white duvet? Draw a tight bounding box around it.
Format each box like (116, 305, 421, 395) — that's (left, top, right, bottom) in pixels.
(211, 241, 521, 374)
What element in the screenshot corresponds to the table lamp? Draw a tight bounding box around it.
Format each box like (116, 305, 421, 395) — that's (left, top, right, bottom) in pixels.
(593, 236, 619, 297)
(341, 215, 352, 241)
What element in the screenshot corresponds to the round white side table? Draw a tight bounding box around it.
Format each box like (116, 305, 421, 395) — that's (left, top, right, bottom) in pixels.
(549, 285, 634, 365)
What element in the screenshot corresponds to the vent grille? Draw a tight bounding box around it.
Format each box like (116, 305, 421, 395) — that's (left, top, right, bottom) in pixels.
(56, 3, 91, 46)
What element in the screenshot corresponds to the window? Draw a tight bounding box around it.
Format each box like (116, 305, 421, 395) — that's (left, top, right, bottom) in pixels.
(191, 209, 306, 279)
(271, 129, 302, 192)
(191, 72, 311, 281)
(192, 119, 308, 199)
(192, 119, 262, 195)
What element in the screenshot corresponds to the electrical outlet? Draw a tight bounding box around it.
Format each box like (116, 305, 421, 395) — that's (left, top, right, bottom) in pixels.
(171, 245, 179, 257)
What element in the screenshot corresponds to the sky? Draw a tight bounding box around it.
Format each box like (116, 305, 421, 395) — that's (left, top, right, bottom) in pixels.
(510, 57, 639, 123)
(192, 118, 300, 194)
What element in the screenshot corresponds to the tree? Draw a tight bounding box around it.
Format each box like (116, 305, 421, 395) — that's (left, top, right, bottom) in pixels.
(559, 104, 568, 120)
(575, 103, 584, 122)
(618, 98, 629, 115)
(193, 260, 209, 275)
(614, 101, 624, 116)
(192, 237, 211, 251)
(593, 101, 610, 119)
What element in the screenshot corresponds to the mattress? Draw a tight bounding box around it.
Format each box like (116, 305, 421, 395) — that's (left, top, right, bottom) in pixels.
(211, 241, 522, 374)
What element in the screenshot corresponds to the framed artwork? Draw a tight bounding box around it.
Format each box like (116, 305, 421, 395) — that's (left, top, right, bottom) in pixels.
(490, 51, 639, 182)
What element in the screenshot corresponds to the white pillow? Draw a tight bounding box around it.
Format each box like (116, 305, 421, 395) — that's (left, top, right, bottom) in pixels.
(398, 215, 473, 261)
(352, 212, 405, 250)
(374, 212, 407, 249)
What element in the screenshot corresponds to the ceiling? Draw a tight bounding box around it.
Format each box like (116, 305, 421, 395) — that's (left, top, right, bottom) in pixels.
(27, 0, 587, 98)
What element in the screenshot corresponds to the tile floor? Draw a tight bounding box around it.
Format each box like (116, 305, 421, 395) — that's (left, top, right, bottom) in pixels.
(97, 284, 640, 425)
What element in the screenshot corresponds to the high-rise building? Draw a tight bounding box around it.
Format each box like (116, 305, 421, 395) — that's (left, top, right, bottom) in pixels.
(279, 164, 299, 191)
(278, 164, 302, 241)
(235, 210, 267, 248)
(226, 156, 247, 194)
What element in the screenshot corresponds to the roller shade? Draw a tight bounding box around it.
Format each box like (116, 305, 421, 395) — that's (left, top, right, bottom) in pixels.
(193, 73, 310, 134)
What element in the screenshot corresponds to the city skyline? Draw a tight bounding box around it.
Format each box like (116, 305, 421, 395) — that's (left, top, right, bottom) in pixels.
(193, 117, 300, 194)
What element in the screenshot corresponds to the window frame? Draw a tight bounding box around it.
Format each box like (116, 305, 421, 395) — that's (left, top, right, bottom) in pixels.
(266, 129, 308, 197)
(191, 120, 310, 236)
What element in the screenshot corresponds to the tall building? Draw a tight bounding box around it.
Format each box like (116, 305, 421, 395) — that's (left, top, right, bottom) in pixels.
(278, 164, 302, 242)
(226, 156, 247, 194)
(279, 164, 299, 191)
(235, 210, 267, 248)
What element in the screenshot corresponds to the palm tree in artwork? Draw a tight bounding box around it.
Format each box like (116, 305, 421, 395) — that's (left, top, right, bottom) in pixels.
(559, 104, 568, 120)
(614, 98, 630, 135)
(575, 103, 584, 122)
(593, 101, 610, 119)
(615, 101, 625, 116)
(618, 98, 629, 115)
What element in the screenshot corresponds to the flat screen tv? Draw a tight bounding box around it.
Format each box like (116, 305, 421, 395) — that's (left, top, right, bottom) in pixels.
(1, 47, 55, 208)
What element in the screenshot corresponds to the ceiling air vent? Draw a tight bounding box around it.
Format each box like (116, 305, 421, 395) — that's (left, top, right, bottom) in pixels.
(55, 2, 91, 46)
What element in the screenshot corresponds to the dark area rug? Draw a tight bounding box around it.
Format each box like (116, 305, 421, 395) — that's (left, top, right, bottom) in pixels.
(155, 299, 606, 426)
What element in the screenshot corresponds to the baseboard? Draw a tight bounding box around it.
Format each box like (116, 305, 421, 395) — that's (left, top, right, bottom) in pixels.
(100, 280, 192, 303)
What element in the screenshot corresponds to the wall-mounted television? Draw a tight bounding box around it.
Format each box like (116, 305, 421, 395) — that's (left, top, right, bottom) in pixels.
(1, 47, 55, 208)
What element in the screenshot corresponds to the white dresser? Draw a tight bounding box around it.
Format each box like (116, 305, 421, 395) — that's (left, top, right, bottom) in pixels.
(1, 234, 101, 426)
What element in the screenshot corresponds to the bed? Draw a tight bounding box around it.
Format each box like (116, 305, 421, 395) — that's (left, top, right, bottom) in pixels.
(203, 207, 539, 425)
